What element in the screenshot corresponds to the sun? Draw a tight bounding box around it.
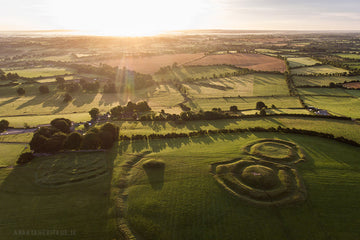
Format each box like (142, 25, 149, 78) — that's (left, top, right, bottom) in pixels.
(45, 0, 214, 36)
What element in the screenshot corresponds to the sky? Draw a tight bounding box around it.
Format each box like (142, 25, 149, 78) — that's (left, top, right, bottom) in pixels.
(1, 0, 360, 36)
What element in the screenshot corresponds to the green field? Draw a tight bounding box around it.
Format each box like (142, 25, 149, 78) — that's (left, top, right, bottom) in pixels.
(0, 143, 27, 166)
(293, 75, 360, 87)
(297, 88, 359, 97)
(288, 57, 321, 68)
(188, 96, 302, 111)
(4, 112, 91, 128)
(302, 95, 360, 118)
(291, 65, 349, 75)
(153, 65, 240, 82)
(336, 53, 360, 59)
(36, 75, 74, 83)
(0, 132, 33, 143)
(125, 132, 360, 239)
(0, 84, 183, 116)
(184, 74, 289, 98)
(4, 67, 74, 78)
(1, 116, 360, 239)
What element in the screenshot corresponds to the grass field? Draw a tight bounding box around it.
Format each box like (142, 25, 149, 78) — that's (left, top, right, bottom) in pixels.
(297, 88, 359, 97)
(302, 95, 360, 118)
(293, 75, 360, 87)
(0, 143, 27, 166)
(125, 132, 360, 240)
(184, 53, 286, 72)
(335, 53, 360, 59)
(0, 150, 119, 239)
(4, 67, 74, 78)
(97, 53, 205, 74)
(0, 132, 33, 143)
(183, 74, 289, 98)
(188, 96, 302, 111)
(0, 84, 184, 116)
(36, 75, 74, 83)
(112, 116, 360, 142)
(153, 65, 240, 82)
(4, 112, 91, 128)
(287, 57, 321, 68)
(291, 65, 349, 75)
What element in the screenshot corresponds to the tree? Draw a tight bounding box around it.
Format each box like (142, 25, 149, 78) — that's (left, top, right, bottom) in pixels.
(230, 105, 238, 112)
(39, 85, 50, 94)
(63, 93, 73, 102)
(17, 87, 25, 96)
(64, 132, 82, 150)
(260, 108, 267, 116)
(17, 152, 35, 164)
(81, 132, 100, 149)
(256, 101, 266, 110)
(43, 132, 67, 153)
(50, 118, 71, 133)
(89, 108, 100, 120)
(0, 119, 9, 132)
(30, 133, 48, 152)
(56, 77, 65, 84)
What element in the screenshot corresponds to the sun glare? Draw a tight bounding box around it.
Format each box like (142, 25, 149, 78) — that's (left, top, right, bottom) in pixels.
(44, 0, 213, 36)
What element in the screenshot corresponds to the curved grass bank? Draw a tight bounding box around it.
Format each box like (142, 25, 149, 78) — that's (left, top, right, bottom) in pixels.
(125, 132, 360, 240)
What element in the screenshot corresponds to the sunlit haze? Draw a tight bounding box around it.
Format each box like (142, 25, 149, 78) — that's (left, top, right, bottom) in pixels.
(1, 0, 360, 36)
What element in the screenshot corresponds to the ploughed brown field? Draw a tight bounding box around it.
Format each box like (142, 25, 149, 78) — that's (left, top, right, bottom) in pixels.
(97, 53, 205, 74)
(343, 82, 360, 89)
(184, 53, 286, 72)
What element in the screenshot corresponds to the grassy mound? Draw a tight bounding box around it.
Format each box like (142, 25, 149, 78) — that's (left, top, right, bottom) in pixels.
(244, 139, 305, 164)
(240, 165, 279, 190)
(213, 158, 306, 206)
(142, 159, 165, 169)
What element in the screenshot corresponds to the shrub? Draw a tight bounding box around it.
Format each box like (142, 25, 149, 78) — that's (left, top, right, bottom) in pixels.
(17, 152, 35, 164)
(230, 105, 238, 112)
(81, 132, 100, 149)
(89, 108, 100, 120)
(64, 132, 82, 150)
(50, 118, 71, 133)
(256, 101, 266, 110)
(0, 119, 9, 132)
(63, 93, 73, 102)
(39, 85, 50, 94)
(17, 87, 25, 96)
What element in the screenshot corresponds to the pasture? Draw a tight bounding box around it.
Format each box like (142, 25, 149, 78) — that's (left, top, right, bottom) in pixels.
(97, 53, 205, 74)
(287, 57, 321, 68)
(301, 95, 360, 118)
(183, 53, 286, 72)
(153, 65, 239, 82)
(291, 65, 349, 75)
(189, 96, 302, 111)
(335, 53, 360, 59)
(0, 84, 184, 116)
(293, 75, 360, 87)
(0, 143, 27, 166)
(125, 132, 360, 240)
(4, 67, 73, 78)
(183, 73, 289, 98)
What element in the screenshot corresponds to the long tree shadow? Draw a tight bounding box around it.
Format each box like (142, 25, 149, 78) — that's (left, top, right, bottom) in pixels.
(0, 96, 19, 107)
(0, 147, 119, 239)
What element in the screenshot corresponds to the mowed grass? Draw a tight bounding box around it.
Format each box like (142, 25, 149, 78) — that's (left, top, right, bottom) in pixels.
(293, 75, 360, 87)
(125, 132, 360, 240)
(0, 84, 183, 116)
(302, 95, 360, 118)
(0, 149, 121, 240)
(184, 73, 289, 98)
(291, 65, 349, 75)
(288, 57, 321, 68)
(0, 143, 26, 166)
(4, 67, 74, 78)
(153, 65, 239, 82)
(189, 96, 302, 111)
